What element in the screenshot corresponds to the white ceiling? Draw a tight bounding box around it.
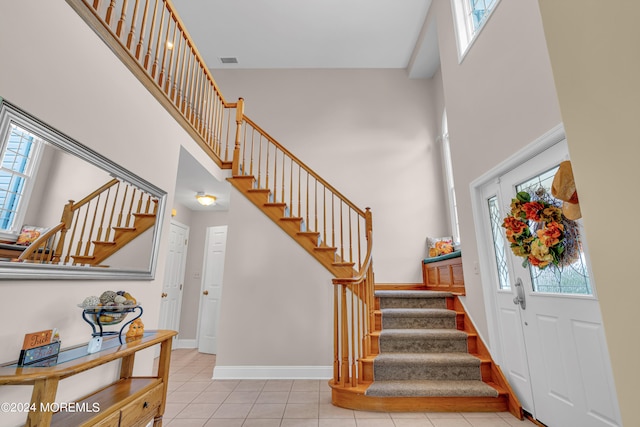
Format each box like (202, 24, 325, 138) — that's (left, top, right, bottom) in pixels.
(171, 0, 440, 211)
(171, 0, 439, 76)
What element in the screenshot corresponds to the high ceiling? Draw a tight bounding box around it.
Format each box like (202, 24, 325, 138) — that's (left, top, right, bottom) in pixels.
(171, 0, 440, 211)
(171, 0, 439, 76)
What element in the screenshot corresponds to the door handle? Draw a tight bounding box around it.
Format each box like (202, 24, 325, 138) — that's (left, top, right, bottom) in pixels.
(161, 292, 167, 298)
(512, 277, 526, 309)
(203, 290, 209, 295)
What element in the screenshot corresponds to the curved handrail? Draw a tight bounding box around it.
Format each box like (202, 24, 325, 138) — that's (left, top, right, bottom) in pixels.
(332, 231, 373, 286)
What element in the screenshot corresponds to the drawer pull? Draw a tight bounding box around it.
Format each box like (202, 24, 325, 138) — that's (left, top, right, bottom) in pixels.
(143, 401, 149, 409)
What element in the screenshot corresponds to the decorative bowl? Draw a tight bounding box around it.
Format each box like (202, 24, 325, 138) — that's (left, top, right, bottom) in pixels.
(78, 303, 141, 326)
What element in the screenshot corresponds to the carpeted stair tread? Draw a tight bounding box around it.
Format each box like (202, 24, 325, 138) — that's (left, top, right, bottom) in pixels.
(375, 352, 481, 366)
(382, 308, 456, 317)
(375, 290, 453, 299)
(373, 353, 482, 381)
(365, 380, 499, 397)
(381, 308, 457, 329)
(379, 329, 468, 353)
(380, 329, 467, 339)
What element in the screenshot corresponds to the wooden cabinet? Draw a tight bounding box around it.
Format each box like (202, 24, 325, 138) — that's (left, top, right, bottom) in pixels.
(0, 329, 176, 427)
(422, 254, 466, 295)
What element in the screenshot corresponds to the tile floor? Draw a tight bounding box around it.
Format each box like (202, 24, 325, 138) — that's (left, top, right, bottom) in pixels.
(160, 349, 538, 427)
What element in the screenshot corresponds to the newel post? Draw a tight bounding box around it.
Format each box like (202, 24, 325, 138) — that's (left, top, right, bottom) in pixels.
(365, 207, 372, 240)
(232, 97, 244, 176)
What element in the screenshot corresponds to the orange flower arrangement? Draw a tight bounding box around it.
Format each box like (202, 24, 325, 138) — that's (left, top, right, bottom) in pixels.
(502, 191, 565, 269)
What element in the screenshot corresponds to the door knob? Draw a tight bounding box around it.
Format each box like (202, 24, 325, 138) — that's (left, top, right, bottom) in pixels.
(512, 278, 526, 309)
(161, 292, 167, 298)
(203, 290, 209, 295)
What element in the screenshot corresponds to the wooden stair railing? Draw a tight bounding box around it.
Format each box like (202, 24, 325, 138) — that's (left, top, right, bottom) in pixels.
(329, 231, 375, 390)
(67, 0, 372, 279)
(19, 178, 158, 266)
(228, 103, 372, 277)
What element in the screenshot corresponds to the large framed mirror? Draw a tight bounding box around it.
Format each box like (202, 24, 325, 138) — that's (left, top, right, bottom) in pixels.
(0, 99, 166, 280)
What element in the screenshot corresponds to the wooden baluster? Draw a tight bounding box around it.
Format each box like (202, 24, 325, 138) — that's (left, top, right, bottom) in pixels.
(333, 285, 340, 383)
(350, 285, 357, 386)
(164, 18, 178, 94)
(105, 0, 117, 26)
(248, 128, 256, 177)
(176, 35, 188, 108)
(357, 215, 362, 269)
(339, 200, 344, 261)
(93, 0, 101, 10)
(126, 188, 137, 227)
(151, 5, 166, 79)
(126, 0, 141, 49)
(83, 198, 100, 257)
(97, 187, 111, 242)
(265, 138, 270, 192)
(289, 158, 294, 216)
(194, 65, 204, 128)
(158, 10, 173, 85)
(204, 85, 213, 147)
(170, 33, 183, 101)
(115, 0, 129, 38)
(184, 50, 195, 116)
(231, 98, 244, 176)
(297, 164, 301, 217)
(314, 180, 318, 235)
(75, 205, 90, 264)
(281, 152, 286, 204)
(105, 181, 120, 241)
(323, 187, 327, 245)
(348, 208, 353, 262)
(135, 0, 151, 60)
(272, 148, 278, 200)
(143, 0, 159, 71)
(340, 285, 349, 386)
(331, 195, 335, 251)
(305, 172, 309, 230)
(117, 185, 129, 227)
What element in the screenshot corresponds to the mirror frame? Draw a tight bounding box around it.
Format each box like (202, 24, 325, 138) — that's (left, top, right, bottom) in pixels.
(0, 98, 167, 280)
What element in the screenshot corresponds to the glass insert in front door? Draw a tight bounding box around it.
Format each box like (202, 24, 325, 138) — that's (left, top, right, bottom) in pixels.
(516, 167, 592, 295)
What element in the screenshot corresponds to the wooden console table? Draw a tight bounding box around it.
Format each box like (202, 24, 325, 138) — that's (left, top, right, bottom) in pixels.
(0, 329, 177, 427)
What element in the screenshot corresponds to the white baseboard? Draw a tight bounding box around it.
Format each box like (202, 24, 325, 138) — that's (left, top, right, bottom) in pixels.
(173, 339, 197, 349)
(213, 365, 332, 380)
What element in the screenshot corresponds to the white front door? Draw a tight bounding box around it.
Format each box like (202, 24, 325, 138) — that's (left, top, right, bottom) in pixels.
(197, 225, 227, 354)
(480, 140, 621, 427)
(158, 221, 189, 333)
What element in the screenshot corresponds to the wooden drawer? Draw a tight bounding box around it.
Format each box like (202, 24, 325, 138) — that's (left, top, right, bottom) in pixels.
(119, 383, 163, 427)
(91, 411, 120, 427)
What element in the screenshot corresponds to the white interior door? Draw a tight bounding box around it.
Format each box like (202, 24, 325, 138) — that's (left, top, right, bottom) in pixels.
(159, 221, 189, 333)
(482, 141, 621, 427)
(197, 225, 227, 354)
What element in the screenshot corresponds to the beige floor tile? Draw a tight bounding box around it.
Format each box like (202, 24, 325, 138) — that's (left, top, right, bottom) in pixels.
(241, 419, 282, 427)
(174, 403, 219, 419)
(430, 419, 472, 427)
(280, 419, 319, 427)
(319, 419, 357, 427)
(165, 418, 207, 427)
(203, 419, 243, 427)
(210, 403, 253, 419)
(256, 391, 291, 403)
(287, 391, 320, 403)
(354, 418, 396, 427)
(224, 390, 260, 404)
(164, 402, 189, 419)
(263, 379, 294, 391)
(284, 403, 320, 418)
(319, 403, 356, 419)
(168, 390, 201, 404)
(191, 390, 232, 404)
(247, 403, 287, 419)
(393, 419, 435, 427)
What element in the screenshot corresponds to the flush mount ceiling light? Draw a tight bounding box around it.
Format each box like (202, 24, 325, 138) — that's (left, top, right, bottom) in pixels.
(195, 192, 216, 206)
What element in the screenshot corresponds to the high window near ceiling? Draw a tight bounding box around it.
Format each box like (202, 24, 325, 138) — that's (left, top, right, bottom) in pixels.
(451, 0, 501, 59)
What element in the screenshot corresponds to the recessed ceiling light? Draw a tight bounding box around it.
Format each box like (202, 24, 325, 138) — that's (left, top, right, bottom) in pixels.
(219, 57, 238, 64)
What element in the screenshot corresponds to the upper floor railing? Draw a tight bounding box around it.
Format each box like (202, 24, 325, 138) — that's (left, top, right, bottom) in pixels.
(67, 0, 373, 275)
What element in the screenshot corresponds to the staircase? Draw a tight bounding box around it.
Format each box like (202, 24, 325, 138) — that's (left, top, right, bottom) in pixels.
(228, 175, 360, 278)
(331, 288, 518, 416)
(65, 0, 520, 417)
(19, 178, 159, 266)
